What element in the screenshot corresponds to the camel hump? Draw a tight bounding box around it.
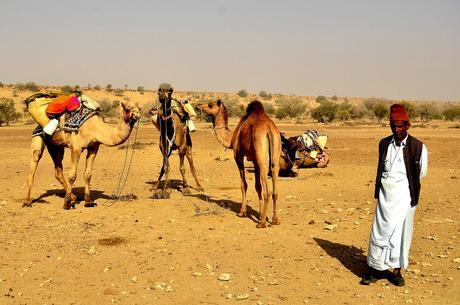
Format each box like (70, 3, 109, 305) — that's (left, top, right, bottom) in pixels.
(245, 100, 265, 116)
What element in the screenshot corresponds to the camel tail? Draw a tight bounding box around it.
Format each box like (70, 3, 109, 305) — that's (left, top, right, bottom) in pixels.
(266, 130, 279, 177)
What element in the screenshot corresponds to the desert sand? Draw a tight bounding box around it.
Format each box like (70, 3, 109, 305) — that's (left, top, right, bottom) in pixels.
(0, 120, 459, 305)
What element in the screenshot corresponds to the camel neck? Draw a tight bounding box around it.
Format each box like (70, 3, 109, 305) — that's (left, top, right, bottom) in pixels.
(94, 116, 133, 146)
(213, 110, 233, 149)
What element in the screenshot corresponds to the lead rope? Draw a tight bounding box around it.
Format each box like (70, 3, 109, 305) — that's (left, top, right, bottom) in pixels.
(102, 120, 139, 207)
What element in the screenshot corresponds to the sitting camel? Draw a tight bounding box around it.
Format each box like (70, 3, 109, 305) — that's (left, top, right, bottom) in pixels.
(24, 99, 141, 209)
(201, 99, 282, 228)
(151, 84, 203, 199)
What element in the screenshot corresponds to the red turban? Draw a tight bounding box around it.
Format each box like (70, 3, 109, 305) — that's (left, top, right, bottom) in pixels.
(390, 104, 409, 121)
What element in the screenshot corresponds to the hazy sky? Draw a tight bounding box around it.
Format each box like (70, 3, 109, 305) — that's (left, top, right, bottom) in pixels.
(1, 0, 459, 100)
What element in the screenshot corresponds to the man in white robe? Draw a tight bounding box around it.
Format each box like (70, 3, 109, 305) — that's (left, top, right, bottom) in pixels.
(361, 104, 428, 286)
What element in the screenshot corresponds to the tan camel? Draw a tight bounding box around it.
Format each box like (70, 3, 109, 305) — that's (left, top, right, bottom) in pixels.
(200, 99, 282, 228)
(150, 85, 203, 199)
(24, 100, 141, 209)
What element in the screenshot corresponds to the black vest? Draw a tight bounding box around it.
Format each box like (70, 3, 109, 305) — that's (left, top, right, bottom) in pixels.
(374, 134, 424, 206)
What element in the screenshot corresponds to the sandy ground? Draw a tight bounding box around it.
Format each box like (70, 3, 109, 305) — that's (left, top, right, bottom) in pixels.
(0, 121, 459, 305)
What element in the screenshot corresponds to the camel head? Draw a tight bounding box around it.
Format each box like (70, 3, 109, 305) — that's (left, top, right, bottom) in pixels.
(200, 99, 227, 123)
(157, 83, 173, 102)
(119, 100, 141, 127)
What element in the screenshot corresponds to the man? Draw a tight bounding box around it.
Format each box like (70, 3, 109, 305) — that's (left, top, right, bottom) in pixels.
(361, 104, 428, 286)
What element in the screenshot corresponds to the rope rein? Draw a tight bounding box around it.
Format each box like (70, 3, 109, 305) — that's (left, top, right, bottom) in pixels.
(102, 119, 139, 207)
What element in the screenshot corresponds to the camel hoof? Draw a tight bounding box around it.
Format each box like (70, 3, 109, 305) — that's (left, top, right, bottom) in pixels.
(237, 212, 247, 218)
(23, 199, 33, 207)
(256, 222, 267, 228)
(271, 218, 281, 225)
(182, 187, 192, 195)
(196, 186, 205, 192)
(84, 202, 97, 208)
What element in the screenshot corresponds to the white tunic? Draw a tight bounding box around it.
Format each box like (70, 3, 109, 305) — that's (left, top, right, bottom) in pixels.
(368, 135, 428, 270)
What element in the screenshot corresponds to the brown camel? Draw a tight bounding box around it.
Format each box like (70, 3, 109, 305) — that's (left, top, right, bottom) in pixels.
(24, 100, 141, 209)
(151, 85, 203, 199)
(200, 99, 282, 228)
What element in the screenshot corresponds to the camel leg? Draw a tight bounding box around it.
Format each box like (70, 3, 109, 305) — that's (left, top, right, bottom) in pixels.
(254, 167, 263, 217)
(186, 145, 204, 192)
(271, 162, 280, 225)
(64, 148, 82, 209)
(47, 143, 76, 203)
(235, 155, 248, 217)
(83, 144, 99, 207)
(23, 136, 45, 207)
(179, 153, 191, 195)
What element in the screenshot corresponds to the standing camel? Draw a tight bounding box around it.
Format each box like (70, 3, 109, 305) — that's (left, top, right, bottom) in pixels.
(24, 100, 141, 209)
(151, 84, 203, 199)
(201, 99, 281, 228)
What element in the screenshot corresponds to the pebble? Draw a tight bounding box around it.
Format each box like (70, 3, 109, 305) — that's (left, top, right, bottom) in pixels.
(193, 272, 202, 277)
(324, 224, 337, 231)
(236, 293, 249, 300)
(453, 258, 460, 263)
(88, 246, 97, 255)
(131, 276, 137, 283)
(218, 273, 231, 281)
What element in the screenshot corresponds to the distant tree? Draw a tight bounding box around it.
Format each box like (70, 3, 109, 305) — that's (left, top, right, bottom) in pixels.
(416, 103, 439, 122)
(114, 88, 124, 96)
(99, 99, 119, 120)
(336, 103, 365, 121)
(237, 89, 248, 98)
(331, 95, 338, 101)
(105, 84, 113, 92)
(442, 104, 460, 121)
(124, 84, 128, 91)
(16, 82, 39, 92)
(222, 98, 244, 117)
(316, 95, 328, 104)
(0, 97, 21, 126)
(61, 85, 74, 94)
(137, 86, 144, 95)
(262, 102, 276, 116)
(372, 102, 389, 123)
(275, 98, 308, 120)
(259, 91, 272, 100)
(310, 100, 337, 123)
(87, 83, 92, 90)
(94, 85, 101, 91)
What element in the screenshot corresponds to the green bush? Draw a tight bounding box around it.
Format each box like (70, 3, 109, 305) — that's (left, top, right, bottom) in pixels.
(15, 82, 40, 92)
(114, 88, 124, 96)
(223, 98, 245, 117)
(316, 95, 328, 104)
(94, 85, 101, 91)
(259, 91, 272, 100)
(442, 104, 460, 121)
(336, 103, 365, 121)
(262, 102, 276, 116)
(363, 98, 391, 122)
(105, 84, 113, 92)
(98, 99, 119, 120)
(310, 100, 337, 122)
(416, 103, 440, 122)
(237, 89, 248, 98)
(0, 97, 21, 126)
(275, 98, 308, 120)
(137, 86, 144, 95)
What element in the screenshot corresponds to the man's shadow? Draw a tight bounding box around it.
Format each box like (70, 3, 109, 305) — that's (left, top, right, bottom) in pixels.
(313, 238, 369, 278)
(31, 187, 113, 204)
(188, 193, 261, 224)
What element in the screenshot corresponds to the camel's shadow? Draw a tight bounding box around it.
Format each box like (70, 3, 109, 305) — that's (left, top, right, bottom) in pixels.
(32, 187, 113, 204)
(188, 193, 261, 224)
(313, 238, 370, 278)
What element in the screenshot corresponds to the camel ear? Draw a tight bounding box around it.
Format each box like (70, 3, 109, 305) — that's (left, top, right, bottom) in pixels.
(217, 99, 222, 107)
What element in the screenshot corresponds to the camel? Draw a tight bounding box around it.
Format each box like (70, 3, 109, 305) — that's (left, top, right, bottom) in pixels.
(200, 99, 282, 228)
(24, 99, 141, 209)
(151, 85, 203, 199)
